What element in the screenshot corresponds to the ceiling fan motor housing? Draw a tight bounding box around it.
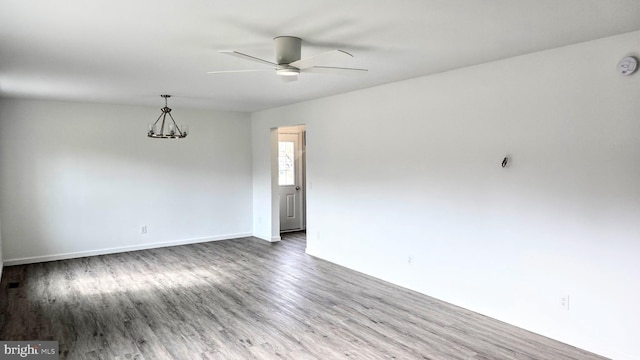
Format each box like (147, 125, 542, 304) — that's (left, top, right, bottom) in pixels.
(274, 36, 301, 65)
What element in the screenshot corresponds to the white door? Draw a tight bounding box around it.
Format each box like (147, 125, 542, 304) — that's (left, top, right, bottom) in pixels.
(278, 133, 303, 232)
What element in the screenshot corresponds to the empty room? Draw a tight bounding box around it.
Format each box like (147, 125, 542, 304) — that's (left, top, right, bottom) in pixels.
(1, 1, 639, 359)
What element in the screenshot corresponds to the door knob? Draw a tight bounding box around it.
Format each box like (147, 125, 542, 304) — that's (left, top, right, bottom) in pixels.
(295, 186, 301, 190)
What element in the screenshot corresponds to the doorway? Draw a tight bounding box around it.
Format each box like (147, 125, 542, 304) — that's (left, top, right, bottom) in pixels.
(277, 125, 306, 233)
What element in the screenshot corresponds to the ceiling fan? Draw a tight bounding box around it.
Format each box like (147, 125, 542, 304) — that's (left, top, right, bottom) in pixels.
(208, 36, 367, 82)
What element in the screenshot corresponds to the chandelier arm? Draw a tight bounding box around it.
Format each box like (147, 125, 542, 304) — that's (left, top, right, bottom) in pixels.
(167, 112, 183, 135)
(152, 112, 164, 126)
(159, 112, 168, 136)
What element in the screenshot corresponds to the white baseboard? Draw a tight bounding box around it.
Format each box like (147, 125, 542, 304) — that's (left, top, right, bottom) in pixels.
(3, 232, 253, 266)
(253, 234, 281, 242)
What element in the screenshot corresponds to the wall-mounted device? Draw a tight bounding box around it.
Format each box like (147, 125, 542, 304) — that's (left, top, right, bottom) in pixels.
(501, 157, 509, 168)
(617, 56, 638, 76)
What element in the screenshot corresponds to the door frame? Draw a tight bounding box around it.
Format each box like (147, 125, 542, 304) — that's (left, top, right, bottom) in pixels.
(278, 131, 304, 232)
(271, 125, 306, 238)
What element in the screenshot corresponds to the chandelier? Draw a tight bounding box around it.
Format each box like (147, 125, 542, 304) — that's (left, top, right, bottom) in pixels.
(148, 95, 188, 139)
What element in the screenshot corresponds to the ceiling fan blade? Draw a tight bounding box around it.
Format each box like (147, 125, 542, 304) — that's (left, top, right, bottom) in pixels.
(302, 66, 368, 75)
(207, 69, 274, 74)
(219, 50, 277, 67)
(289, 49, 353, 69)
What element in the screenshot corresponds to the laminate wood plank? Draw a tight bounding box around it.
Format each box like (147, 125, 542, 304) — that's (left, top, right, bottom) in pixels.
(0, 232, 609, 360)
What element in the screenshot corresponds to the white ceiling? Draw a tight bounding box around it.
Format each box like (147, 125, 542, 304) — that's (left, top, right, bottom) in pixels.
(1, 0, 640, 112)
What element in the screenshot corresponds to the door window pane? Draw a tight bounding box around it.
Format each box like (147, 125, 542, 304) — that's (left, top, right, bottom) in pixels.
(278, 141, 295, 185)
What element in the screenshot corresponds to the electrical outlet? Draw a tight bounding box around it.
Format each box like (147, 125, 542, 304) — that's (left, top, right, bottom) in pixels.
(560, 295, 570, 311)
(141, 225, 147, 234)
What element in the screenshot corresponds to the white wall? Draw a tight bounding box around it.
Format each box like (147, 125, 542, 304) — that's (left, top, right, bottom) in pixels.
(252, 126, 277, 241)
(252, 30, 640, 360)
(0, 98, 253, 264)
(0, 104, 3, 277)
(0, 221, 3, 279)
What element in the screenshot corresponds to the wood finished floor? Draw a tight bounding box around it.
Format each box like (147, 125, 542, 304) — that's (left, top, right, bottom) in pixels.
(0, 232, 607, 360)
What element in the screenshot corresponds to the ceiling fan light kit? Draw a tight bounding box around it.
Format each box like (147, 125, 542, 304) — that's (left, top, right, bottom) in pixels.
(276, 67, 300, 77)
(209, 36, 368, 82)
